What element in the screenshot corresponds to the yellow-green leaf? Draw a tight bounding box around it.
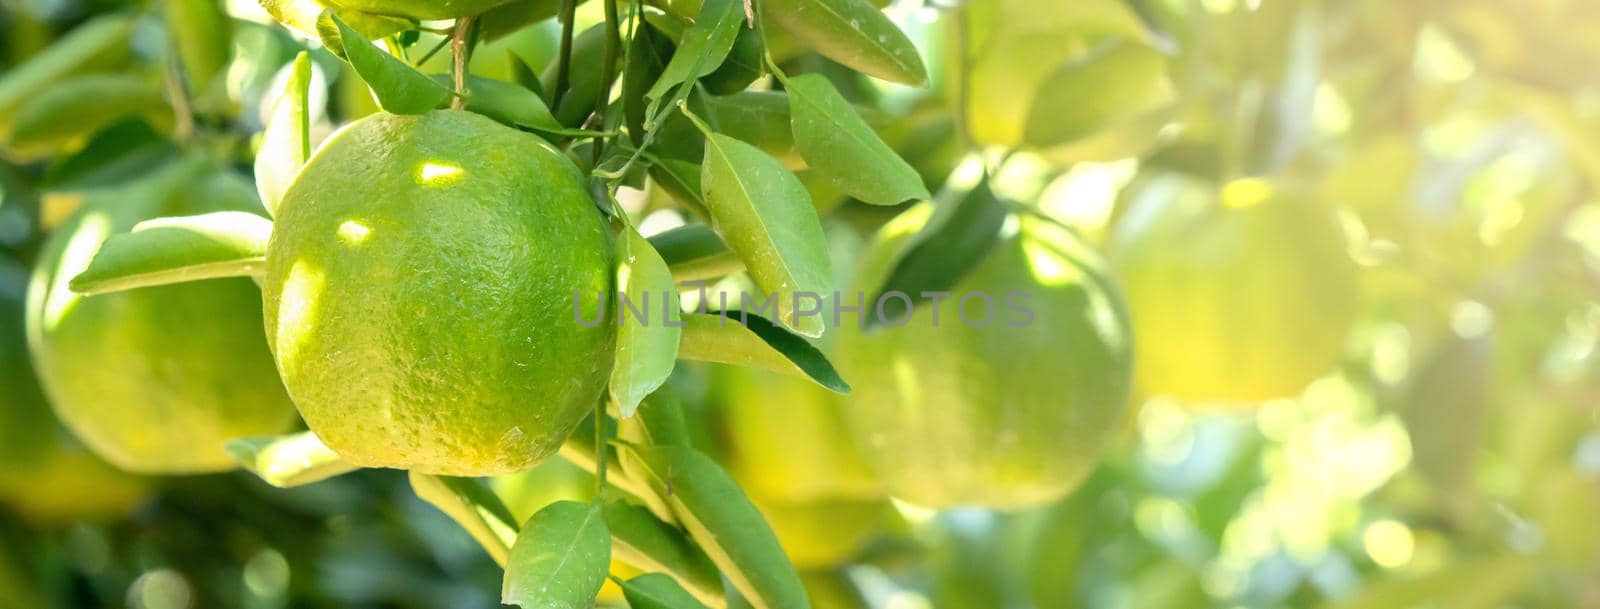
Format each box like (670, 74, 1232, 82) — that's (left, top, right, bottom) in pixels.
(328, 12, 450, 115)
(697, 132, 831, 338)
(226, 431, 359, 488)
(503, 500, 611, 609)
(621, 445, 809, 609)
(611, 227, 682, 417)
(765, 0, 927, 86)
(255, 52, 315, 217)
(787, 73, 927, 205)
(69, 212, 273, 296)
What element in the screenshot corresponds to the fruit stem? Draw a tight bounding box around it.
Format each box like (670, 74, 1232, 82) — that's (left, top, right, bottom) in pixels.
(594, 400, 610, 499)
(450, 15, 478, 109)
(413, 35, 451, 67)
(950, 0, 973, 154)
(164, 41, 196, 145)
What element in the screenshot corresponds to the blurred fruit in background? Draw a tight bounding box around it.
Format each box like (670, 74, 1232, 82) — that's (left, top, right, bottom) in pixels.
(26, 157, 296, 473)
(1108, 175, 1359, 404)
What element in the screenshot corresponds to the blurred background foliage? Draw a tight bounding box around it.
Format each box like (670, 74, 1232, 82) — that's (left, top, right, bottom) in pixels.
(1, 0, 1598, 607)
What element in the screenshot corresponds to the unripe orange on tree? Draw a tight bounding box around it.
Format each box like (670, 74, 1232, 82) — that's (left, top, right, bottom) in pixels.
(1107, 175, 1360, 404)
(263, 110, 614, 476)
(838, 206, 1133, 510)
(26, 158, 298, 473)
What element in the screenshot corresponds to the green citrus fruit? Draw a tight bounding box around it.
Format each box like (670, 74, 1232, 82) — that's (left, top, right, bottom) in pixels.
(0, 256, 56, 475)
(838, 206, 1133, 510)
(756, 497, 900, 569)
(710, 366, 883, 504)
(1107, 176, 1359, 404)
(263, 109, 614, 476)
(25, 157, 298, 473)
(325, 0, 514, 20)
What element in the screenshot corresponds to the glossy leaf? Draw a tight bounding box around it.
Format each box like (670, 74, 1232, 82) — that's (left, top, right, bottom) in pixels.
(328, 12, 449, 115)
(1023, 41, 1172, 147)
(865, 178, 1007, 327)
(618, 573, 712, 609)
(540, 25, 614, 127)
(622, 445, 809, 609)
(645, 0, 743, 108)
(226, 431, 359, 488)
(611, 227, 683, 417)
(764, 0, 927, 86)
(410, 473, 521, 567)
(429, 74, 565, 134)
(787, 74, 927, 205)
(702, 20, 764, 95)
(624, 21, 673, 145)
(698, 131, 831, 338)
(6, 75, 170, 160)
(0, 13, 134, 130)
(503, 500, 611, 609)
(603, 501, 724, 606)
(480, 0, 584, 42)
(677, 312, 848, 393)
(43, 119, 177, 190)
(69, 212, 273, 296)
(255, 52, 314, 217)
(648, 223, 743, 282)
(707, 91, 799, 167)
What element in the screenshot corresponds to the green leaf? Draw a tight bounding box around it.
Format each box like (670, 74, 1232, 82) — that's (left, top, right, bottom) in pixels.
(702, 20, 764, 95)
(786, 74, 928, 205)
(68, 212, 273, 296)
(865, 178, 1007, 327)
(503, 500, 612, 609)
(617, 573, 712, 609)
(226, 431, 359, 488)
(540, 24, 616, 127)
(611, 228, 683, 418)
(255, 52, 314, 217)
(410, 473, 522, 567)
(623, 22, 673, 145)
(479, 0, 585, 42)
(650, 157, 709, 214)
(645, 0, 743, 109)
(43, 118, 177, 190)
(0, 13, 135, 132)
(698, 131, 832, 338)
(706, 91, 799, 168)
(764, 0, 927, 86)
(6, 75, 170, 160)
(603, 502, 724, 606)
(648, 223, 743, 282)
(621, 445, 809, 609)
(1023, 40, 1172, 147)
(428, 74, 565, 134)
(677, 312, 848, 393)
(328, 12, 449, 115)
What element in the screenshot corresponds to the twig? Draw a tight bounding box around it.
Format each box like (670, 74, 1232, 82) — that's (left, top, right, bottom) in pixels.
(593, 0, 623, 165)
(450, 16, 478, 109)
(552, 0, 579, 110)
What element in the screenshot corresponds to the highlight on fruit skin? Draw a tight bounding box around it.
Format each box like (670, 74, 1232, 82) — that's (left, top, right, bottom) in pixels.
(262, 109, 615, 476)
